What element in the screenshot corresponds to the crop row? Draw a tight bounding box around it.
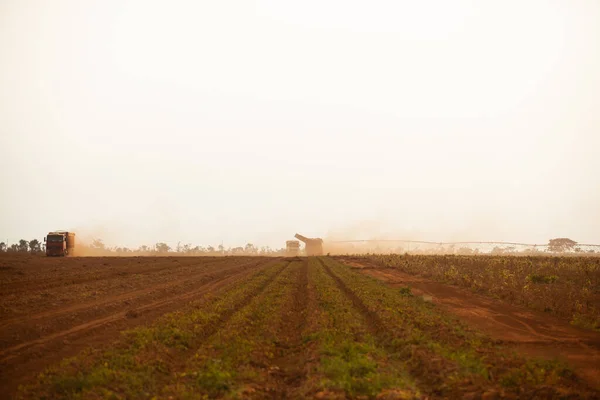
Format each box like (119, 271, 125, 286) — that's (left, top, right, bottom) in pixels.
(353, 254, 600, 331)
(319, 257, 593, 398)
(18, 259, 290, 399)
(162, 260, 305, 398)
(18, 257, 596, 399)
(304, 257, 419, 398)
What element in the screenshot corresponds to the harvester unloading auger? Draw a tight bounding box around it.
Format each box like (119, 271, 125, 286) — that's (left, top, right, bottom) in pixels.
(294, 233, 324, 256)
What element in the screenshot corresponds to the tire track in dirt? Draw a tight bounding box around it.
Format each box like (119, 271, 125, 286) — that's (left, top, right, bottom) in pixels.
(350, 261, 600, 389)
(317, 258, 473, 395)
(0, 258, 272, 363)
(270, 258, 310, 398)
(0, 257, 228, 295)
(0, 259, 266, 360)
(0, 257, 240, 325)
(0, 258, 258, 333)
(363, 267, 600, 345)
(346, 260, 600, 344)
(0, 258, 286, 396)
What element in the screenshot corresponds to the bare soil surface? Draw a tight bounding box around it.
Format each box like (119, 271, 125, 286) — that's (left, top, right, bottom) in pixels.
(269, 258, 310, 397)
(342, 258, 600, 389)
(9, 256, 599, 399)
(0, 254, 277, 396)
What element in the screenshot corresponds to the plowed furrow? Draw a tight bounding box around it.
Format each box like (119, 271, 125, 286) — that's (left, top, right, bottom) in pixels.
(0, 258, 259, 334)
(0, 257, 233, 296)
(188, 259, 291, 344)
(0, 259, 284, 395)
(0, 260, 269, 362)
(317, 257, 390, 339)
(270, 258, 310, 397)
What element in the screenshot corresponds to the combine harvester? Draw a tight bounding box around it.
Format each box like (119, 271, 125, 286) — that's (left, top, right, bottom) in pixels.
(294, 233, 324, 256)
(44, 231, 75, 256)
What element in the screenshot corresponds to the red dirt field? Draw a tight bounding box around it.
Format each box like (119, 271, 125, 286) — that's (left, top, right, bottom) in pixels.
(339, 257, 600, 390)
(2, 255, 600, 399)
(0, 254, 277, 396)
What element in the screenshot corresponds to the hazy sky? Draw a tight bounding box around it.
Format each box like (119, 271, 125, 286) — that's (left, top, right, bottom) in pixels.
(1, 0, 599, 248)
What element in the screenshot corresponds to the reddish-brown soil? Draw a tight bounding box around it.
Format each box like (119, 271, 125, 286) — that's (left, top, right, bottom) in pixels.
(0, 254, 278, 397)
(269, 258, 310, 397)
(341, 258, 600, 389)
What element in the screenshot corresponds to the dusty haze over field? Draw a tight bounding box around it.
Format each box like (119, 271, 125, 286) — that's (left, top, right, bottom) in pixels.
(1, 0, 599, 249)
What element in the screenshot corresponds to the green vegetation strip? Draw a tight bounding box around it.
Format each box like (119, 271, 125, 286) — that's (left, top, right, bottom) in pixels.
(304, 257, 419, 399)
(17, 257, 597, 399)
(163, 260, 304, 398)
(321, 257, 592, 398)
(18, 259, 288, 399)
(361, 254, 600, 331)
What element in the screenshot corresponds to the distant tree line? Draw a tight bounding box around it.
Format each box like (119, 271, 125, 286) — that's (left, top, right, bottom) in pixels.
(0, 238, 285, 256)
(0, 237, 596, 256)
(0, 239, 43, 254)
(83, 239, 284, 256)
(332, 238, 598, 256)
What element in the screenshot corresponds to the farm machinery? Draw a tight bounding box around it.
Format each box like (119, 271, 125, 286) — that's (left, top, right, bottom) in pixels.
(286, 240, 300, 256)
(45, 231, 75, 256)
(294, 233, 324, 256)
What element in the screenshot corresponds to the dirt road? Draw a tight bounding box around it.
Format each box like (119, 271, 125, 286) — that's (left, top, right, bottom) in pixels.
(342, 258, 600, 389)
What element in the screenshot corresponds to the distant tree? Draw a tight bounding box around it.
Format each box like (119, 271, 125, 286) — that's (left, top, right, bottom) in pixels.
(231, 246, 244, 255)
(529, 246, 541, 254)
(206, 245, 215, 253)
(91, 239, 106, 250)
(457, 247, 473, 255)
(29, 239, 41, 253)
(244, 243, 257, 255)
(548, 238, 577, 253)
(491, 246, 505, 255)
(189, 245, 202, 255)
(155, 243, 171, 253)
(260, 246, 272, 255)
(18, 239, 29, 253)
(0, 242, 6, 252)
(9, 244, 19, 252)
(218, 244, 224, 254)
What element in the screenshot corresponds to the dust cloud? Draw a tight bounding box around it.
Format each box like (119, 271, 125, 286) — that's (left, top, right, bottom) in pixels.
(1, 1, 599, 252)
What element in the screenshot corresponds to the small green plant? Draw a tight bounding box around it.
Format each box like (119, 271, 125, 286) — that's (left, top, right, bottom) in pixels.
(360, 253, 599, 331)
(398, 286, 413, 296)
(526, 274, 558, 284)
(195, 360, 233, 396)
(324, 257, 588, 397)
(571, 313, 600, 331)
(17, 257, 594, 400)
(309, 258, 417, 398)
